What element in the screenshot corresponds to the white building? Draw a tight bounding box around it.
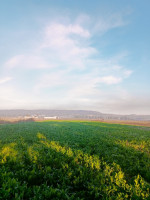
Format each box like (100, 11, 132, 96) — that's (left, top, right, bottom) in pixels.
(44, 116, 58, 119)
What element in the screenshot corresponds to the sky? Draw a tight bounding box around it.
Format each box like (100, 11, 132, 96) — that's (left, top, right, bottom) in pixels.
(0, 0, 150, 114)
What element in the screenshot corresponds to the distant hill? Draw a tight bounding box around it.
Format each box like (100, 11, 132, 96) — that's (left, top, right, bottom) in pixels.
(0, 109, 150, 121)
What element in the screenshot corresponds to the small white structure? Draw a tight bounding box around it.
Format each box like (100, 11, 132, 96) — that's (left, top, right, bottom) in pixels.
(44, 116, 58, 119)
(24, 116, 32, 119)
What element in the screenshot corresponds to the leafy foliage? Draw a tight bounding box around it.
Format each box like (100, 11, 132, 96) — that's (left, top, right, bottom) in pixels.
(0, 121, 149, 199)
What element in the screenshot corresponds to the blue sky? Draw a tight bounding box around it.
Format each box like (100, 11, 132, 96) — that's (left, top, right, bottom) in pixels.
(0, 0, 150, 114)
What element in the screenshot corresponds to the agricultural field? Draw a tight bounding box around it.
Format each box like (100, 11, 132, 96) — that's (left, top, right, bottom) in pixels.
(0, 121, 150, 200)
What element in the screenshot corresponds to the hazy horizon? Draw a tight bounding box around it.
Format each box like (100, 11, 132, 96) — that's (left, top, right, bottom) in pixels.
(0, 108, 150, 116)
(0, 0, 150, 115)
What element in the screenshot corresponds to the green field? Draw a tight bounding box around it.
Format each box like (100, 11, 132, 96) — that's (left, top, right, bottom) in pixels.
(0, 121, 150, 200)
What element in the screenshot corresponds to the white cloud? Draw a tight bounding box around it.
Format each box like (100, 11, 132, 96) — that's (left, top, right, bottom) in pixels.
(93, 12, 128, 34)
(5, 55, 54, 69)
(99, 76, 122, 85)
(4, 22, 96, 71)
(0, 77, 13, 84)
(40, 22, 97, 70)
(123, 69, 133, 77)
(5, 55, 24, 69)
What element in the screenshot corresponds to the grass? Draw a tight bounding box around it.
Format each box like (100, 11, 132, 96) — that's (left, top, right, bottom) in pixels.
(0, 120, 150, 199)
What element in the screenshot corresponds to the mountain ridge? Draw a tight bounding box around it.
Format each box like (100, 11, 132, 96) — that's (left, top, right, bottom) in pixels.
(0, 109, 150, 121)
